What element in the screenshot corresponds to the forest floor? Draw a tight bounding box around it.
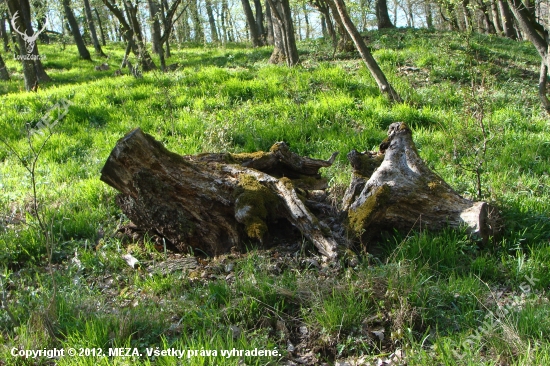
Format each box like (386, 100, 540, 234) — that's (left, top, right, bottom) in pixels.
(0, 28, 549, 365)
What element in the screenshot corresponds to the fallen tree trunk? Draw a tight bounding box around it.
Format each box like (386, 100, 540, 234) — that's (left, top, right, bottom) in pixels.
(100, 128, 339, 258)
(100, 124, 495, 259)
(342, 122, 494, 244)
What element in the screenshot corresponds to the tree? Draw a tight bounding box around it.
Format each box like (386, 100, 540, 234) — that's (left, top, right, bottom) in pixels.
(102, 0, 156, 71)
(0, 15, 9, 52)
(62, 0, 92, 60)
(83, 0, 106, 56)
(507, 0, 550, 114)
(241, 0, 263, 46)
(267, 0, 299, 65)
(328, 0, 402, 102)
(205, 0, 219, 42)
(0, 52, 9, 80)
(376, 0, 395, 29)
(6, 0, 38, 91)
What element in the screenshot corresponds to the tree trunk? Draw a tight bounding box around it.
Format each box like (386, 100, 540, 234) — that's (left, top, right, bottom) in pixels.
(101, 128, 339, 258)
(6, 0, 39, 90)
(0, 53, 9, 81)
(425, 1, 433, 28)
(302, 3, 310, 38)
(311, 0, 336, 46)
(84, 0, 107, 56)
(63, 0, 92, 60)
(499, 0, 517, 39)
(94, 8, 107, 46)
(490, 0, 503, 35)
(190, 0, 204, 42)
(147, 0, 162, 54)
(328, 0, 402, 102)
(265, 0, 274, 44)
(101, 125, 496, 260)
(254, 0, 266, 41)
(324, 0, 353, 51)
(477, 0, 496, 34)
(0, 16, 9, 52)
(267, 0, 299, 65)
(376, 0, 395, 29)
(205, 0, 219, 42)
(343, 123, 494, 244)
(242, 0, 262, 46)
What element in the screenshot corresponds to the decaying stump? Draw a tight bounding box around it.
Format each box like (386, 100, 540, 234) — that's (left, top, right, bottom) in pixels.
(100, 123, 495, 259)
(342, 122, 492, 243)
(100, 128, 339, 258)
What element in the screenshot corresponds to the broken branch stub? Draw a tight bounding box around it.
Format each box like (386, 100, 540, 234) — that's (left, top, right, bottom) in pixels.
(100, 128, 338, 258)
(343, 122, 494, 243)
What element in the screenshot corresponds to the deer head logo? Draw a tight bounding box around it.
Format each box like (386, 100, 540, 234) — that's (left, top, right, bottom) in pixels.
(11, 11, 47, 54)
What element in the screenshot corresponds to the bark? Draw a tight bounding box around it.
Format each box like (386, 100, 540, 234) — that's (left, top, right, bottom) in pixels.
(325, 0, 352, 51)
(343, 123, 494, 244)
(63, 0, 92, 60)
(190, 0, 204, 42)
(254, 0, 266, 41)
(147, 0, 162, 55)
(425, 1, 433, 28)
(0, 16, 9, 52)
(102, 0, 156, 71)
(94, 8, 107, 46)
(311, 0, 336, 46)
(302, 3, 310, 38)
(0, 53, 9, 81)
(242, 0, 262, 46)
(100, 128, 339, 259)
(101, 124, 497, 260)
(376, 0, 395, 29)
(267, 0, 299, 65)
(265, 0, 274, 44)
(477, 0, 496, 34)
(499, 0, 517, 39)
(490, 0, 503, 35)
(84, 0, 107, 56)
(205, 0, 219, 42)
(5, 0, 39, 90)
(328, 0, 402, 102)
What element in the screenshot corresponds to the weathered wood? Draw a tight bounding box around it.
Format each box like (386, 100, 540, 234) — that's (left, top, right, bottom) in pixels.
(343, 122, 493, 243)
(100, 128, 338, 258)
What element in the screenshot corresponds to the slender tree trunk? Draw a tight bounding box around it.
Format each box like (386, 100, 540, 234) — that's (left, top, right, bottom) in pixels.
(490, 0, 503, 34)
(0, 16, 9, 52)
(205, 0, 219, 42)
(425, 1, 433, 28)
(267, 0, 299, 65)
(5, 0, 38, 90)
(478, 0, 496, 34)
(303, 3, 310, 38)
(329, 0, 402, 102)
(311, 0, 336, 46)
(63, 0, 92, 60)
(254, 0, 266, 41)
(126, 1, 157, 71)
(147, 0, 162, 53)
(161, 0, 171, 56)
(241, 0, 262, 46)
(499, 0, 517, 39)
(190, 0, 204, 42)
(0, 53, 9, 80)
(84, 0, 106, 56)
(94, 8, 107, 46)
(376, 0, 395, 29)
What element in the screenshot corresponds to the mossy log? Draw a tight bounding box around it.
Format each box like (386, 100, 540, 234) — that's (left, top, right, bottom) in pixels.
(343, 122, 494, 243)
(100, 128, 339, 258)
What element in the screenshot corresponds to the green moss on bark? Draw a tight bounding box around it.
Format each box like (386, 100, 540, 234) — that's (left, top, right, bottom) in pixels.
(348, 184, 391, 236)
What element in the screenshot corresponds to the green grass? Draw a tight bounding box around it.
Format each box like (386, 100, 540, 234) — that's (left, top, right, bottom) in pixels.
(0, 28, 549, 364)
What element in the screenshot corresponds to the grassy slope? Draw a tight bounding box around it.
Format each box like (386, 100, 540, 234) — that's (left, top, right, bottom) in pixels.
(0, 29, 549, 365)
